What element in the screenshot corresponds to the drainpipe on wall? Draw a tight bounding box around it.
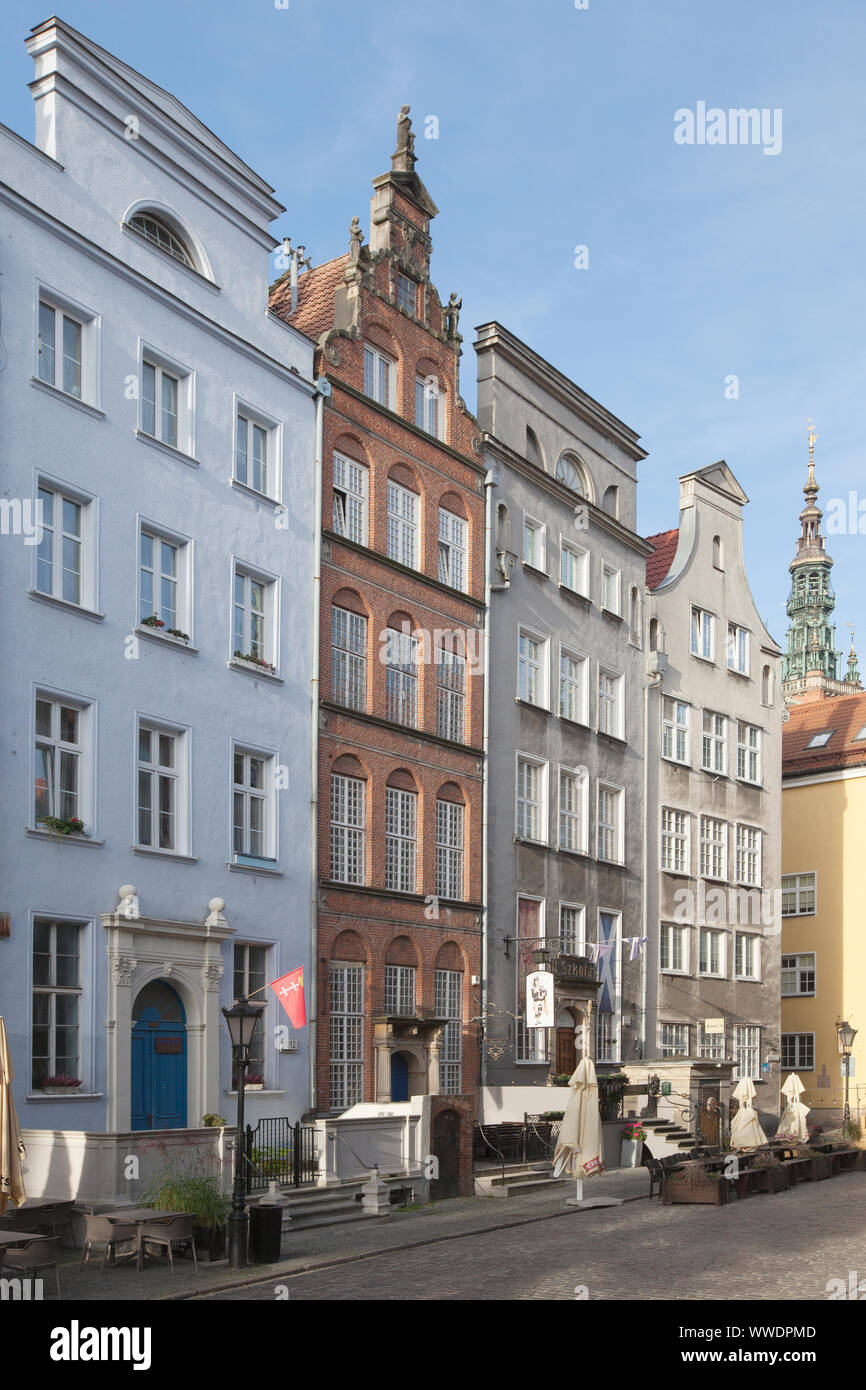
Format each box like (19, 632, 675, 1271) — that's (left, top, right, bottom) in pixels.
(640, 668, 662, 1061)
(308, 380, 327, 1114)
(480, 464, 495, 1088)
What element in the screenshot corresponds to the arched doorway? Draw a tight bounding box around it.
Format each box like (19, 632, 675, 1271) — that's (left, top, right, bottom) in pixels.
(390, 1052, 410, 1102)
(555, 1008, 577, 1078)
(131, 980, 187, 1131)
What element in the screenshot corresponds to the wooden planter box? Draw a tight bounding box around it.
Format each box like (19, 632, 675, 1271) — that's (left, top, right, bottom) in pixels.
(662, 1176, 728, 1206)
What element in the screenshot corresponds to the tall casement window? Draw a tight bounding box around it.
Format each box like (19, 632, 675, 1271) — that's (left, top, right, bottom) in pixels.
(232, 565, 276, 670)
(330, 767, 366, 884)
(137, 722, 184, 852)
(331, 603, 367, 711)
(735, 824, 762, 886)
(438, 507, 467, 590)
(518, 629, 546, 705)
(385, 963, 417, 1016)
(690, 606, 715, 661)
(523, 516, 545, 570)
(559, 903, 586, 955)
(34, 695, 86, 830)
(516, 897, 548, 1063)
(436, 645, 465, 742)
(699, 815, 727, 880)
(781, 872, 816, 916)
(235, 413, 269, 496)
(699, 1022, 725, 1061)
(37, 299, 83, 398)
(601, 563, 621, 615)
(363, 343, 395, 408)
(781, 952, 816, 996)
(734, 1025, 760, 1080)
(233, 943, 267, 1084)
(558, 767, 587, 854)
(332, 452, 369, 544)
(516, 757, 546, 842)
(701, 711, 727, 773)
(781, 1033, 814, 1071)
(735, 933, 759, 980)
(436, 789, 465, 900)
(233, 749, 271, 862)
(699, 928, 725, 977)
(139, 529, 182, 630)
(36, 485, 84, 606)
(660, 1023, 688, 1057)
(385, 622, 419, 726)
(416, 376, 443, 438)
(660, 923, 689, 974)
(597, 667, 623, 738)
(141, 359, 180, 448)
(560, 540, 589, 596)
(385, 780, 417, 893)
(386, 480, 418, 568)
(660, 808, 689, 873)
(597, 783, 623, 863)
(330, 962, 364, 1111)
(727, 623, 750, 675)
(559, 648, 587, 724)
(32, 918, 81, 1089)
(662, 698, 690, 764)
(597, 1013, 615, 1063)
(435, 968, 463, 1094)
(736, 722, 761, 784)
(397, 273, 417, 315)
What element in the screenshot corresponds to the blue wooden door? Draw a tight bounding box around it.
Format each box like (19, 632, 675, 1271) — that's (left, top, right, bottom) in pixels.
(390, 1052, 409, 1102)
(131, 982, 187, 1130)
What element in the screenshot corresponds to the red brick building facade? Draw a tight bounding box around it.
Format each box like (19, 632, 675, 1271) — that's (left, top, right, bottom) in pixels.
(271, 110, 484, 1117)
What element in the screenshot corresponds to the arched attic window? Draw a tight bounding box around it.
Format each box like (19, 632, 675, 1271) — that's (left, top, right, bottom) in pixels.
(128, 212, 196, 270)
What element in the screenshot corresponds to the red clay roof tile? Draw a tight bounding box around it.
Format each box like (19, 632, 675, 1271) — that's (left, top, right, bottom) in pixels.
(269, 253, 348, 342)
(783, 689, 866, 776)
(645, 528, 679, 589)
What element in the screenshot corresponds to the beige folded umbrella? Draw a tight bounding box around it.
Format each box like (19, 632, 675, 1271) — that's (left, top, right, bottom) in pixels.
(0, 1017, 26, 1212)
(730, 1075, 768, 1150)
(553, 1056, 604, 1197)
(775, 1072, 810, 1142)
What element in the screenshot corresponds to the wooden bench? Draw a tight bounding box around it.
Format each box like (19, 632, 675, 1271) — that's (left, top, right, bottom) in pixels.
(827, 1148, 865, 1175)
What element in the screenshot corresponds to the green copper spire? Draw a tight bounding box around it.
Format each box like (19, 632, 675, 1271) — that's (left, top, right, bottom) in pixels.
(781, 423, 843, 690)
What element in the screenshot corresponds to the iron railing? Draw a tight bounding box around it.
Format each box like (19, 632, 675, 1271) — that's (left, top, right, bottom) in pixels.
(244, 1118, 319, 1192)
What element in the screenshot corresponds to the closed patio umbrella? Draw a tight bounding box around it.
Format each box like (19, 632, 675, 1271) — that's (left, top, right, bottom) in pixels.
(730, 1075, 768, 1150)
(775, 1072, 810, 1142)
(0, 1017, 26, 1212)
(553, 1057, 604, 1202)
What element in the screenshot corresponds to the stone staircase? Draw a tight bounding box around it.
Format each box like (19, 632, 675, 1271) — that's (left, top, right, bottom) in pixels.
(641, 1117, 699, 1159)
(259, 1173, 421, 1232)
(473, 1161, 570, 1198)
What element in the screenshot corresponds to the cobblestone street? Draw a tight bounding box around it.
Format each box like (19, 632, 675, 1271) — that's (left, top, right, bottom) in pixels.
(193, 1171, 866, 1301)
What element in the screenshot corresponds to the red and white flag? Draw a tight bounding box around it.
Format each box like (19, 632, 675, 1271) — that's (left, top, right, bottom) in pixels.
(270, 967, 306, 1028)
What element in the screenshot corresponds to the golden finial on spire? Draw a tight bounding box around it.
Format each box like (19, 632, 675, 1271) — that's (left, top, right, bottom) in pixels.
(805, 418, 818, 495)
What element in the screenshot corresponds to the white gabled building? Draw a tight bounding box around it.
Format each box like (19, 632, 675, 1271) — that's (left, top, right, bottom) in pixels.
(0, 18, 317, 1188)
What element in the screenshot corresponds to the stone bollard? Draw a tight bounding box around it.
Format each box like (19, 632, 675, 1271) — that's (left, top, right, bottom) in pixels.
(361, 1166, 391, 1217)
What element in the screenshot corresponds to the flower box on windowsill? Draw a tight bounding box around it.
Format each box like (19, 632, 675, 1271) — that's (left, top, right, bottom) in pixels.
(229, 655, 283, 682)
(245, 1083, 264, 1092)
(37, 816, 88, 839)
(137, 622, 193, 650)
(39, 1077, 82, 1096)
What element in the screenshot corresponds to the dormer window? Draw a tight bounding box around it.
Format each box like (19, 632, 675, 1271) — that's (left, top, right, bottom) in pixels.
(128, 213, 195, 269)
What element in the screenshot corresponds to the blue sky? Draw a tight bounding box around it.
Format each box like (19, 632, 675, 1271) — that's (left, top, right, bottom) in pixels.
(3, 0, 865, 657)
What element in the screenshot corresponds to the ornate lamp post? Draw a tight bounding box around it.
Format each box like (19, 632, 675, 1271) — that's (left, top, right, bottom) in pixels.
(222, 997, 266, 1268)
(836, 1020, 858, 1125)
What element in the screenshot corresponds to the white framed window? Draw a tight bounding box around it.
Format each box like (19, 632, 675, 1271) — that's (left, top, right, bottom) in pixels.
(660, 808, 690, 873)
(558, 767, 588, 854)
(699, 815, 727, 880)
(385, 625, 419, 727)
(232, 943, 268, 1084)
(435, 969, 463, 1094)
(701, 711, 727, 773)
(690, 606, 715, 662)
(601, 563, 621, 615)
(560, 540, 589, 596)
(438, 508, 467, 590)
(660, 1023, 689, 1057)
(139, 523, 191, 637)
(140, 348, 193, 454)
(662, 698, 690, 764)
(559, 647, 588, 724)
(782, 952, 816, 996)
(523, 516, 545, 571)
(32, 918, 83, 1089)
(36, 289, 98, 405)
(596, 782, 623, 863)
(235, 407, 277, 499)
(232, 562, 278, 672)
(330, 963, 364, 1111)
(781, 872, 816, 916)
(363, 343, 395, 408)
(735, 932, 759, 980)
(597, 1012, 615, 1062)
(35, 479, 96, 610)
(232, 746, 275, 863)
(699, 928, 726, 977)
(385, 964, 416, 1016)
(332, 452, 369, 545)
(386, 480, 418, 568)
(660, 923, 689, 975)
(727, 623, 750, 675)
(136, 718, 189, 854)
(516, 896, 548, 1063)
(128, 211, 196, 268)
(397, 274, 418, 316)
(416, 376, 444, 438)
(516, 755, 547, 843)
(436, 797, 465, 900)
(331, 605, 367, 711)
(736, 722, 761, 783)
(735, 824, 762, 887)
(436, 646, 465, 742)
(385, 786, 417, 893)
(33, 692, 93, 833)
(781, 1032, 814, 1071)
(699, 1022, 725, 1061)
(518, 629, 547, 706)
(559, 903, 586, 955)
(330, 773, 366, 884)
(597, 666, 624, 738)
(734, 1025, 760, 1080)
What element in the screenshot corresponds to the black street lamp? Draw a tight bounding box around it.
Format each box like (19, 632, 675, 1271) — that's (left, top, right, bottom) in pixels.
(222, 996, 266, 1268)
(836, 1020, 858, 1126)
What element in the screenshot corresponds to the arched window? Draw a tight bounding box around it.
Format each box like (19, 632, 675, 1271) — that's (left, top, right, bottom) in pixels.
(713, 535, 724, 569)
(434, 943, 464, 1094)
(330, 755, 366, 884)
(330, 931, 366, 1111)
(649, 617, 660, 653)
(525, 427, 544, 469)
(762, 664, 773, 706)
(385, 615, 418, 727)
(129, 212, 196, 269)
(385, 770, 418, 894)
(629, 586, 643, 647)
(331, 591, 367, 711)
(438, 492, 468, 591)
(555, 452, 590, 499)
(602, 485, 619, 518)
(386, 468, 419, 568)
(385, 936, 418, 1016)
(436, 783, 465, 901)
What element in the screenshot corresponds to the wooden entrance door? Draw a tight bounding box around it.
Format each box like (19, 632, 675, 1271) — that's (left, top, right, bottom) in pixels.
(431, 1109, 461, 1199)
(556, 1028, 576, 1077)
(698, 1080, 721, 1146)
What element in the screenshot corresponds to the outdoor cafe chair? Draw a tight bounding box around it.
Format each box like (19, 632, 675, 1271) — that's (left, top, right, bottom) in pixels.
(140, 1215, 198, 1275)
(4, 1236, 61, 1299)
(34, 1201, 76, 1249)
(79, 1214, 139, 1273)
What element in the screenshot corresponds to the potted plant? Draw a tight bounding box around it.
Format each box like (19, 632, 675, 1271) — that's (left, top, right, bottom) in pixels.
(40, 1074, 82, 1095)
(598, 1072, 629, 1120)
(620, 1120, 647, 1168)
(140, 1161, 231, 1262)
(37, 815, 88, 838)
(202, 1113, 227, 1128)
(233, 649, 276, 674)
(141, 614, 165, 629)
(662, 1160, 728, 1206)
(245, 1073, 264, 1090)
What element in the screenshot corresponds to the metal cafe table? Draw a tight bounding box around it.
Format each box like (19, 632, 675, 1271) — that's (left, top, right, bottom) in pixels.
(0, 1230, 53, 1249)
(100, 1209, 191, 1272)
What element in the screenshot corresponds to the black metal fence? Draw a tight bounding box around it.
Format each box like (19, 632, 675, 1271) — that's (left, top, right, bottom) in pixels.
(244, 1118, 319, 1192)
